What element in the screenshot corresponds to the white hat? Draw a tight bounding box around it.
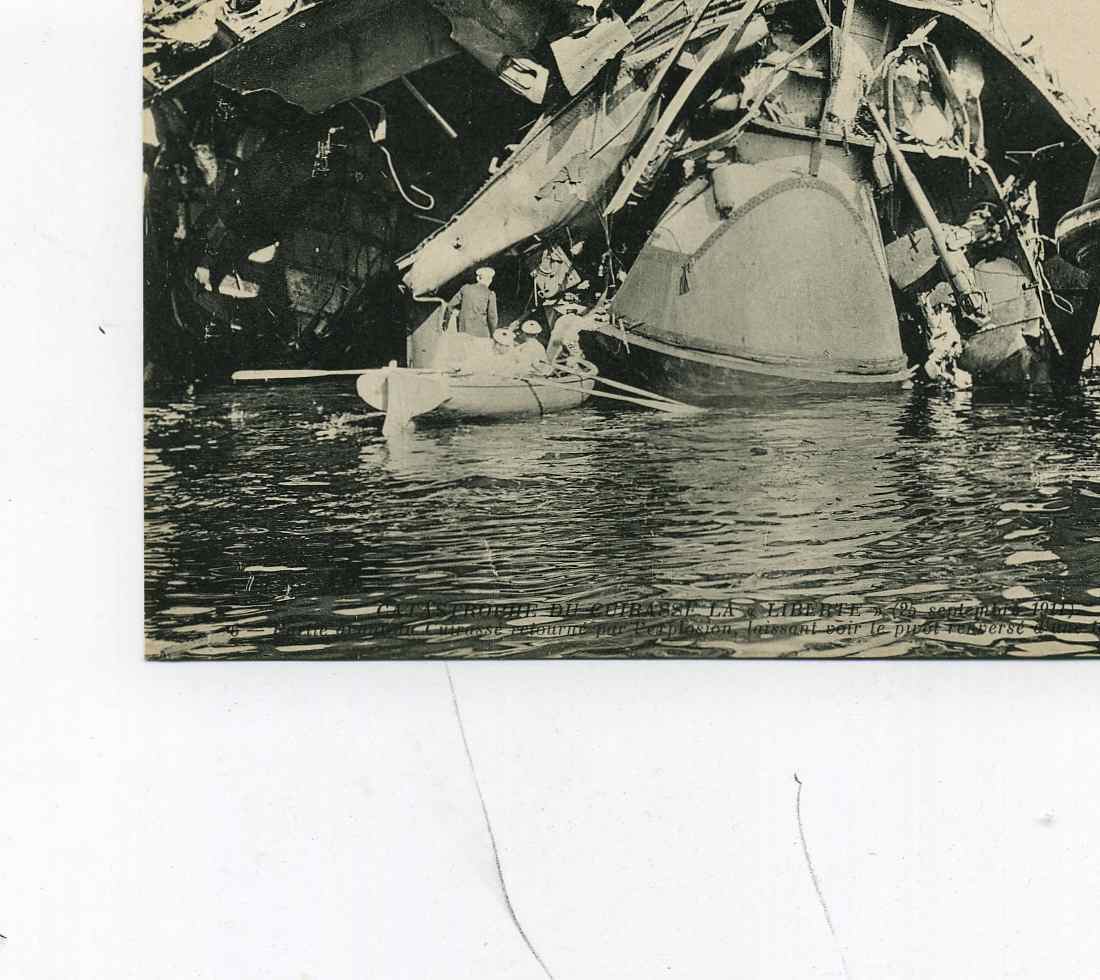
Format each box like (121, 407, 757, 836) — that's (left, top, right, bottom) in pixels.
(521, 320, 542, 335)
(476, 266, 495, 279)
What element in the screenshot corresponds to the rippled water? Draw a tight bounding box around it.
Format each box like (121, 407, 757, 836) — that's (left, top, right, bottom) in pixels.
(145, 375, 1100, 658)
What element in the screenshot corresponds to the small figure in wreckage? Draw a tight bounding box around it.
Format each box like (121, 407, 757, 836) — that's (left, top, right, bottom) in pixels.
(919, 295, 973, 391)
(546, 300, 595, 371)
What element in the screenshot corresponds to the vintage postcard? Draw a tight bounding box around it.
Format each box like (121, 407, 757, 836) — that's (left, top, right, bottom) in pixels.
(143, 0, 1100, 659)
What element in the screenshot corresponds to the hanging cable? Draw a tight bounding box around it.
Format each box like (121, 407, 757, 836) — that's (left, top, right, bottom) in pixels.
(378, 144, 436, 211)
(346, 100, 436, 212)
(1039, 262, 1076, 316)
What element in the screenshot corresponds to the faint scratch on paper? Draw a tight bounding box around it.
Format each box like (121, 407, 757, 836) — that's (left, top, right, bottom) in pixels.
(794, 773, 851, 980)
(446, 666, 555, 980)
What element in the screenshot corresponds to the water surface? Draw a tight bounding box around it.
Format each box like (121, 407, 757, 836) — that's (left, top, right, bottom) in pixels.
(145, 376, 1100, 658)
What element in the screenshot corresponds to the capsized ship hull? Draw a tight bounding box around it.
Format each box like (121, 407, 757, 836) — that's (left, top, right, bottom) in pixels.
(591, 146, 909, 396)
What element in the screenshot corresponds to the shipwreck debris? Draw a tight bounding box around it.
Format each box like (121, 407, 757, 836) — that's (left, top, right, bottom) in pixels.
(143, 0, 1100, 398)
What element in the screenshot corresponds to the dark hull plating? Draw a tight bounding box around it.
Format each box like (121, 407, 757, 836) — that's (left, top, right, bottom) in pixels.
(584, 327, 911, 403)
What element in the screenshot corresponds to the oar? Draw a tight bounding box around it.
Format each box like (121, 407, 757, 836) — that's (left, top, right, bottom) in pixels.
(536, 376, 702, 415)
(232, 368, 373, 382)
(556, 367, 697, 409)
(231, 367, 444, 382)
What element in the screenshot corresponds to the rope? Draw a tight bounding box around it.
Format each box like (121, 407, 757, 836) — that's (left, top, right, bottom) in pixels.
(1038, 262, 1076, 316)
(444, 667, 556, 980)
(523, 378, 547, 416)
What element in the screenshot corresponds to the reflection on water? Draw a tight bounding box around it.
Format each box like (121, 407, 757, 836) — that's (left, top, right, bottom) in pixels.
(145, 376, 1100, 658)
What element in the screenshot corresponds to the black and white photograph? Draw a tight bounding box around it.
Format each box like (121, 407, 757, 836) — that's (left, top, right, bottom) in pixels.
(9, 3, 1100, 974)
(141, 0, 1100, 658)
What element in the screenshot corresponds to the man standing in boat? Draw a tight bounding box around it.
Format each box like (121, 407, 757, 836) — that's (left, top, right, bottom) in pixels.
(446, 266, 499, 339)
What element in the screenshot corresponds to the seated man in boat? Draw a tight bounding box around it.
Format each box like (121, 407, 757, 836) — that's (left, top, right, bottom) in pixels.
(512, 320, 550, 374)
(492, 325, 517, 351)
(469, 320, 548, 376)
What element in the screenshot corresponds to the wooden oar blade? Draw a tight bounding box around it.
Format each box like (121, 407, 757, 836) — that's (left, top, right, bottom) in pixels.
(355, 369, 392, 411)
(231, 368, 372, 382)
(356, 368, 451, 433)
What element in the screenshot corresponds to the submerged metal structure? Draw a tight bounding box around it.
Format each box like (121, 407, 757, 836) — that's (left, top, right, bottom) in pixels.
(144, 0, 1100, 393)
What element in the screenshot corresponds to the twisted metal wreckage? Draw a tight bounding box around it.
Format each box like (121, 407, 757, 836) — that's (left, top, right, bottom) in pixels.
(144, 0, 1100, 397)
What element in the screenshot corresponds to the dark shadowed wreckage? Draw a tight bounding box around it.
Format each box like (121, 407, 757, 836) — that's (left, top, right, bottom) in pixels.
(144, 0, 1100, 401)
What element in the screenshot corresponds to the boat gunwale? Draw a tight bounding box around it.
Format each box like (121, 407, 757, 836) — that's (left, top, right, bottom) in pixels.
(443, 373, 595, 392)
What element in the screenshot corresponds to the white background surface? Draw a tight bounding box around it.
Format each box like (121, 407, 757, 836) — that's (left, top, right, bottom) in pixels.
(3, 1, 1100, 977)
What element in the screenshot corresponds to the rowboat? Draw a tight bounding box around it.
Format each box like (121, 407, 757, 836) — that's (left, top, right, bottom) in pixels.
(355, 363, 598, 432)
(230, 357, 701, 423)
